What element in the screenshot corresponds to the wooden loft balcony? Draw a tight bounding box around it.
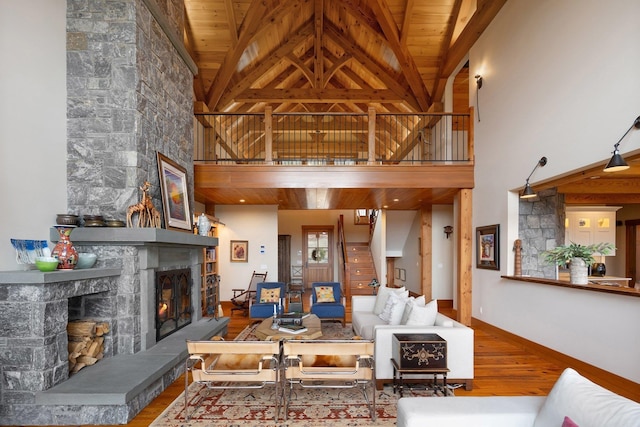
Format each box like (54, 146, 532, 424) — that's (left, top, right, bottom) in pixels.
(194, 111, 475, 210)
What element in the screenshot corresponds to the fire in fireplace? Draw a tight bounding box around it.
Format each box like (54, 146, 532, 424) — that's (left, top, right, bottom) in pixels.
(156, 268, 193, 341)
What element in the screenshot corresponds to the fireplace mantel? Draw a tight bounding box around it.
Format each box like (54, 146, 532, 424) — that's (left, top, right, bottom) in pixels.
(50, 226, 218, 247)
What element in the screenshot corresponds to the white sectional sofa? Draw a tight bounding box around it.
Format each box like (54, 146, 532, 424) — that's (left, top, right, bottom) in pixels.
(351, 293, 474, 390)
(397, 367, 640, 427)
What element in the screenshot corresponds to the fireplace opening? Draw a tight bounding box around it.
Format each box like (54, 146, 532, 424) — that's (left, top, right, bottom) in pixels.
(156, 268, 192, 341)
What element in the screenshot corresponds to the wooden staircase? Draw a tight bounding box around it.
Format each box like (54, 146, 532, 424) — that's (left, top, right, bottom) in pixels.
(345, 242, 377, 297)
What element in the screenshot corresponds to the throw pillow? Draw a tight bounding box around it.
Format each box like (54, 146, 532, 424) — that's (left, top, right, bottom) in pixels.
(259, 287, 280, 303)
(406, 299, 438, 326)
(562, 416, 579, 427)
(401, 295, 426, 325)
(315, 286, 335, 303)
(378, 291, 408, 325)
(373, 286, 406, 315)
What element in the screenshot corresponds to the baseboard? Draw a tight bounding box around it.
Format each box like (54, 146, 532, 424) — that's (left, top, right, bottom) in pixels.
(471, 316, 640, 402)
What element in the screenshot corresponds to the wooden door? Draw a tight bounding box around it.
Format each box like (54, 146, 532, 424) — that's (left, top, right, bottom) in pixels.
(302, 226, 334, 286)
(278, 235, 291, 284)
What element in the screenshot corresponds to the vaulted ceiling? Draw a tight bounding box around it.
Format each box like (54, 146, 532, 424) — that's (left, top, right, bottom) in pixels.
(184, 0, 508, 114)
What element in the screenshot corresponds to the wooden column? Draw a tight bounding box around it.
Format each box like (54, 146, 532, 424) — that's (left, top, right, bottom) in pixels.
(421, 206, 433, 299)
(456, 189, 473, 325)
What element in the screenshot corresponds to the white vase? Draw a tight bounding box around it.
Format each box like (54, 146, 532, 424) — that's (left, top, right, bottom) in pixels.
(197, 214, 211, 236)
(569, 257, 588, 285)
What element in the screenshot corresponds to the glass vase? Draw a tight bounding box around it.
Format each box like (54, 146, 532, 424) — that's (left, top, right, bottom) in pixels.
(51, 225, 78, 270)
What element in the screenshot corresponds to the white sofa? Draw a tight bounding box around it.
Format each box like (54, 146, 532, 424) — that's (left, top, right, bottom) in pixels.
(351, 295, 474, 390)
(397, 367, 640, 427)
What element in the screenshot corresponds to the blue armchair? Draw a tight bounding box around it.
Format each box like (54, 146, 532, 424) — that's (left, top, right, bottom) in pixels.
(310, 282, 346, 326)
(250, 282, 286, 319)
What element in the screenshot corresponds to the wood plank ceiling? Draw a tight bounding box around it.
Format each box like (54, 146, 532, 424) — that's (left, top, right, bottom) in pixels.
(185, 0, 506, 115)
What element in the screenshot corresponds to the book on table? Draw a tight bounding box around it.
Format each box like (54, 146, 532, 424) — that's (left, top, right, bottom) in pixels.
(278, 324, 308, 334)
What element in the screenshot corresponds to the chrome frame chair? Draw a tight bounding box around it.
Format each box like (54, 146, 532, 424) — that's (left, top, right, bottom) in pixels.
(185, 339, 282, 421)
(281, 339, 376, 420)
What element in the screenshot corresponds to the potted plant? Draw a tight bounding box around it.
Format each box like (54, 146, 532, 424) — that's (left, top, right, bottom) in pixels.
(542, 242, 614, 285)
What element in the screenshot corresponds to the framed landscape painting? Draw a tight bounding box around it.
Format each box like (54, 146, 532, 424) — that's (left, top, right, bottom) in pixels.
(157, 152, 192, 231)
(476, 224, 500, 270)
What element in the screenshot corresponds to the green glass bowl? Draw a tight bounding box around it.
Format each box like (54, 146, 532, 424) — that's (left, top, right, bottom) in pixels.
(35, 257, 59, 272)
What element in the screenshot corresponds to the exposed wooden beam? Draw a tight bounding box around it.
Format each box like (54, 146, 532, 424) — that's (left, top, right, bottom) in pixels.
(432, 0, 464, 102)
(314, 0, 323, 89)
(369, 0, 432, 110)
(224, 0, 238, 47)
(286, 53, 315, 85)
(217, 23, 314, 109)
(558, 179, 640, 194)
(206, 0, 307, 110)
(442, 0, 508, 78)
(234, 88, 405, 103)
(324, 22, 421, 111)
(399, 0, 415, 46)
(564, 194, 640, 205)
(456, 188, 473, 326)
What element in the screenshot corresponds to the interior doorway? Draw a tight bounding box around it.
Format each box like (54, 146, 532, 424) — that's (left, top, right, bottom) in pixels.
(302, 226, 334, 286)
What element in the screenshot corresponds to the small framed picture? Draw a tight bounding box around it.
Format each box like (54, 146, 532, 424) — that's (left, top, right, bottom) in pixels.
(399, 268, 406, 281)
(157, 152, 192, 231)
(476, 224, 500, 270)
(230, 240, 248, 262)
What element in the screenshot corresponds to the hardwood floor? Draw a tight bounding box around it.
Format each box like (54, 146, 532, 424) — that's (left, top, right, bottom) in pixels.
(71, 296, 640, 427)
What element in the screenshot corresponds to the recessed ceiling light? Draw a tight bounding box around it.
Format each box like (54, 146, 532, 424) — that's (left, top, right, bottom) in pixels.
(393, 198, 399, 202)
(239, 199, 245, 203)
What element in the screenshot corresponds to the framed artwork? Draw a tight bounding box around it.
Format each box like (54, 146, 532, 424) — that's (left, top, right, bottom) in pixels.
(157, 152, 192, 231)
(476, 224, 500, 270)
(399, 268, 406, 281)
(230, 240, 249, 262)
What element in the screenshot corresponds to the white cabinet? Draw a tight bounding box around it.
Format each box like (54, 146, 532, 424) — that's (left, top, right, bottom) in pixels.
(565, 206, 620, 254)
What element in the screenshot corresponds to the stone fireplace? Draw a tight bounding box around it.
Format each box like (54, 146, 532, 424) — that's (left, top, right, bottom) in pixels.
(0, 228, 227, 425)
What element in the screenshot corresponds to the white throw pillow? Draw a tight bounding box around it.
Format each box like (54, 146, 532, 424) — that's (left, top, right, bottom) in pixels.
(389, 292, 409, 325)
(378, 291, 408, 324)
(401, 295, 426, 325)
(373, 286, 406, 315)
(406, 299, 438, 326)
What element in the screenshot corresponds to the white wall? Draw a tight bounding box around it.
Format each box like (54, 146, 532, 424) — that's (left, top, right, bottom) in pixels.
(0, 1, 67, 271)
(470, 0, 640, 382)
(391, 207, 454, 299)
(216, 205, 279, 301)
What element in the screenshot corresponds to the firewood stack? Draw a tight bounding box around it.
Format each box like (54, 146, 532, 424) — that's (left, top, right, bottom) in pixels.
(67, 320, 109, 374)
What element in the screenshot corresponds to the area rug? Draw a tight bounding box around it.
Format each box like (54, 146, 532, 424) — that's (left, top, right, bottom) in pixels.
(150, 382, 447, 427)
(150, 321, 451, 427)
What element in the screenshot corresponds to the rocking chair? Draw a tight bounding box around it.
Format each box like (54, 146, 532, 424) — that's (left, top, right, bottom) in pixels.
(230, 270, 267, 316)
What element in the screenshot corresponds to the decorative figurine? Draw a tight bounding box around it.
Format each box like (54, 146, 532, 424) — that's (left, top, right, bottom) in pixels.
(126, 181, 161, 228)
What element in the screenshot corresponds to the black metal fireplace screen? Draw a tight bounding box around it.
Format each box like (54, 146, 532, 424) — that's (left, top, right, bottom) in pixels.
(156, 268, 192, 341)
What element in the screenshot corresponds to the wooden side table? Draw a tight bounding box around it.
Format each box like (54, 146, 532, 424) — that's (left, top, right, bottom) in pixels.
(391, 333, 449, 397)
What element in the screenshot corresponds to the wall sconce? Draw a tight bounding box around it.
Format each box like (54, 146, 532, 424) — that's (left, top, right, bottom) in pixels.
(520, 156, 547, 199)
(603, 115, 640, 172)
(444, 225, 453, 239)
(475, 74, 483, 122)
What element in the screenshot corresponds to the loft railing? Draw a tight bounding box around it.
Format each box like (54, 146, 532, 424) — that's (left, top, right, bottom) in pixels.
(194, 109, 472, 165)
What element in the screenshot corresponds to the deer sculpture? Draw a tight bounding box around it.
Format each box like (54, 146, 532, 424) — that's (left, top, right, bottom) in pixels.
(126, 181, 161, 228)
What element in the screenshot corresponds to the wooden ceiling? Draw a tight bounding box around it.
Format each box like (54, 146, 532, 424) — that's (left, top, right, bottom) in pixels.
(184, 0, 507, 114)
(184, 0, 508, 209)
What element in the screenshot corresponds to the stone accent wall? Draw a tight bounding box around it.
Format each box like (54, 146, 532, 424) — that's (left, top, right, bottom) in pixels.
(66, 0, 193, 224)
(519, 188, 565, 278)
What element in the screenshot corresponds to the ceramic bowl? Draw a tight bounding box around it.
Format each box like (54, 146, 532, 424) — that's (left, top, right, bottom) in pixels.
(35, 256, 59, 272)
(56, 214, 79, 226)
(76, 253, 97, 269)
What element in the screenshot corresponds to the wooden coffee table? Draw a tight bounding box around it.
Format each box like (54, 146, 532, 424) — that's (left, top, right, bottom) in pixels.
(254, 314, 323, 340)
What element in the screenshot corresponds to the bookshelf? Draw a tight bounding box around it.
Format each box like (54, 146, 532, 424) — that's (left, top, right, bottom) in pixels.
(196, 213, 220, 318)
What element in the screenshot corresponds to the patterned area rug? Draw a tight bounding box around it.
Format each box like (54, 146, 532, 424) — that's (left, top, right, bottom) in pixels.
(150, 321, 451, 427)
